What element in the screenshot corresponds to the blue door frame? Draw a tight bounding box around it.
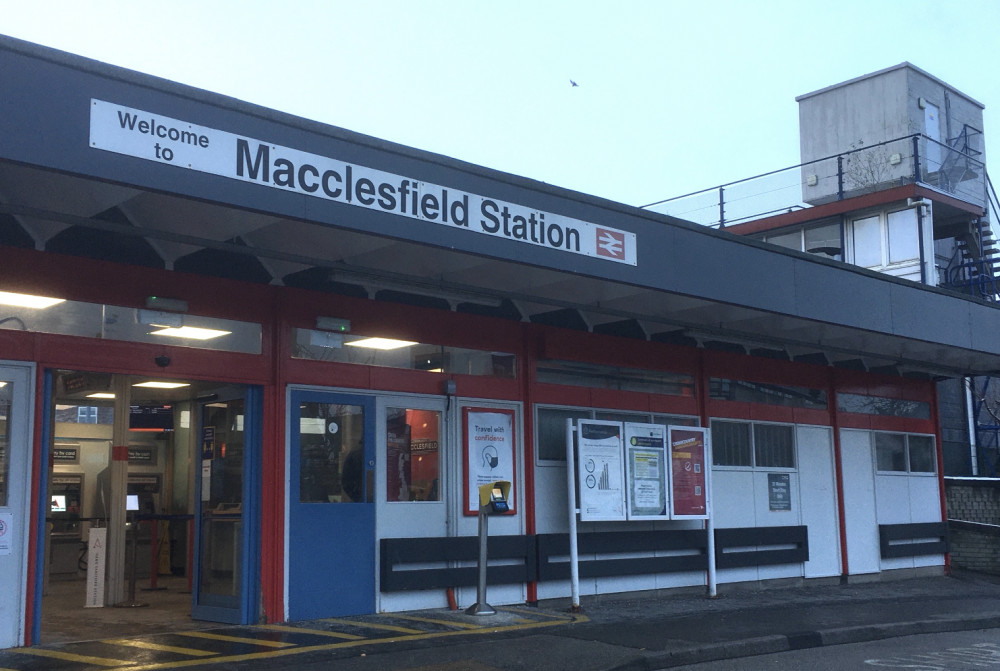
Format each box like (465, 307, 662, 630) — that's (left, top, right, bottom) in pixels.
(288, 390, 376, 620)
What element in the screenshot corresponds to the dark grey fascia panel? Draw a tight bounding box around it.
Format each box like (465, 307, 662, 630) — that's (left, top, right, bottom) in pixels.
(2, 35, 1000, 361)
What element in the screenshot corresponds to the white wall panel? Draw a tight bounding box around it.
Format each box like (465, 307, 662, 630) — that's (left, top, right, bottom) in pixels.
(840, 429, 880, 574)
(796, 426, 840, 578)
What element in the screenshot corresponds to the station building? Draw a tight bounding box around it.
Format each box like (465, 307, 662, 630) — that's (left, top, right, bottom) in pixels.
(0, 39, 996, 648)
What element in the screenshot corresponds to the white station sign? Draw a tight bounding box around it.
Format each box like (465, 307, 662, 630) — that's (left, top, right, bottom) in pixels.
(90, 100, 637, 266)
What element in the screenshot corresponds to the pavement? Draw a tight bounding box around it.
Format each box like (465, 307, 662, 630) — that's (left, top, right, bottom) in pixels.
(4, 569, 1000, 670)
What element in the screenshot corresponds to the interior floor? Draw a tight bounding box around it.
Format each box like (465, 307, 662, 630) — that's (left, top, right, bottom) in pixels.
(40, 575, 217, 645)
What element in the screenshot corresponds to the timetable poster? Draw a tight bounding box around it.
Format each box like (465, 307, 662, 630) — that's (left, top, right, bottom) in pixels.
(668, 427, 710, 519)
(624, 423, 669, 520)
(577, 420, 626, 521)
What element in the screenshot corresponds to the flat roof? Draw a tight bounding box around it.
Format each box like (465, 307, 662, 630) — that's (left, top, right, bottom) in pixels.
(2, 35, 999, 378)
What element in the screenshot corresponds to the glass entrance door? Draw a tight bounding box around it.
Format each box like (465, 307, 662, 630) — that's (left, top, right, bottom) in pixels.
(192, 388, 260, 623)
(0, 363, 32, 649)
(288, 391, 375, 620)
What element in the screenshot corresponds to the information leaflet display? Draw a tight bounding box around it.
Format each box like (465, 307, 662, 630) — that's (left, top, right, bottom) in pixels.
(463, 408, 516, 515)
(668, 427, 710, 519)
(577, 420, 626, 521)
(623, 423, 669, 520)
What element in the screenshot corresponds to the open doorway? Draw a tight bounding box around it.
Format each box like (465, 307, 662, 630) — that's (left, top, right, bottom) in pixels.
(40, 370, 257, 643)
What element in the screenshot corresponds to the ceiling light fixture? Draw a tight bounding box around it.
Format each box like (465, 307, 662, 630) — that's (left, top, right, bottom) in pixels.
(86, 392, 116, 399)
(149, 326, 231, 340)
(345, 337, 418, 350)
(0, 291, 65, 309)
(133, 381, 191, 389)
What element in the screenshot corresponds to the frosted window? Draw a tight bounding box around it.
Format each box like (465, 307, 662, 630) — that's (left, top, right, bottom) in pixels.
(852, 216, 882, 268)
(887, 209, 920, 263)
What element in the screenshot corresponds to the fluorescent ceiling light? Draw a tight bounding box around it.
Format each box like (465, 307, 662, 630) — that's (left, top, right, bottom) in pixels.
(345, 337, 418, 350)
(149, 326, 231, 340)
(0, 291, 65, 309)
(133, 381, 191, 389)
(86, 392, 116, 399)
(0, 381, 7, 388)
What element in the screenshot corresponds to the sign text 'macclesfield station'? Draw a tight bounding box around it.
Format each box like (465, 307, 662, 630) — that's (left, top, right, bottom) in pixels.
(89, 100, 637, 265)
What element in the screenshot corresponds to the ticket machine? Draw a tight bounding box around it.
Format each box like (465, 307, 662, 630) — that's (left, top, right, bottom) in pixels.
(466, 481, 513, 616)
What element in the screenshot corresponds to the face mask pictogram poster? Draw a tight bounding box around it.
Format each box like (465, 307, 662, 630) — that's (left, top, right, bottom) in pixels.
(463, 408, 516, 515)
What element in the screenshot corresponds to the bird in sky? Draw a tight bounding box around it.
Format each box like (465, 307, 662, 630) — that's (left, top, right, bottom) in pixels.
(570, 79, 579, 87)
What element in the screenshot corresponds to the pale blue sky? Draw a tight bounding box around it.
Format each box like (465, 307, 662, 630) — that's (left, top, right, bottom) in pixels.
(2, 0, 997, 207)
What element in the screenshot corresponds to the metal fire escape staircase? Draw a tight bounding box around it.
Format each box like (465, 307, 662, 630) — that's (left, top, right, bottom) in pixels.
(938, 125, 983, 193)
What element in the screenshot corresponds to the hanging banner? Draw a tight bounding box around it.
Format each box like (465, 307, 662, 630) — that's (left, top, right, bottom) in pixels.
(668, 427, 710, 519)
(463, 408, 516, 515)
(624, 423, 669, 520)
(577, 420, 626, 521)
(85, 527, 107, 608)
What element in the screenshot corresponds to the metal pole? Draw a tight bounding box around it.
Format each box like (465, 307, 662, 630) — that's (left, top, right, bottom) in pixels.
(465, 507, 495, 615)
(706, 515, 717, 598)
(566, 419, 581, 611)
(718, 186, 725, 228)
(115, 511, 148, 608)
(837, 156, 844, 200)
(705, 431, 717, 598)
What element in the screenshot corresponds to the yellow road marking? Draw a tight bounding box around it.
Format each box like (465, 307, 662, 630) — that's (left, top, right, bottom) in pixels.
(89, 613, 589, 671)
(11, 647, 131, 666)
(177, 630, 295, 648)
(320, 617, 422, 634)
(498, 606, 575, 621)
(389, 613, 483, 629)
(255, 624, 364, 640)
(104, 638, 219, 657)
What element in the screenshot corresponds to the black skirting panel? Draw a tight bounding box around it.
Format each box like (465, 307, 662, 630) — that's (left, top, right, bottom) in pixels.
(380, 526, 810, 592)
(878, 522, 949, 559)
(714, 525, 810, 569)
(380, 535, 536, 592)
(535, 529, 708, 581)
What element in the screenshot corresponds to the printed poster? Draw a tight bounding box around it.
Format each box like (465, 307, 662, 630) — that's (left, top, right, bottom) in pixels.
(624, 423, 669, 520)
(464, 408, 516, 515)
(577, 420, 626, 521)
(668, 427, 710, 519)
(0, 512, 12, 555)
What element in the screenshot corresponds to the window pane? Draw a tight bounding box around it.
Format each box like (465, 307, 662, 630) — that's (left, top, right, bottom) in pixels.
(837, 393, 930, 419)
(386, 407, 441, 502)
(595, 411, 648, 423)
(537, 407, 590, 461)
(852, 215, 882, 267)
(908, 435, 936, 473)
(299, 402, 366, 503)
(887, 209, 920, 263)
(804, 223, 842, 260)
(711, 421, 751, 467)
(293, 330, 516, 379)
(653, 414, 700, 427)
(754, 424, 795, 468)
(767, 230, 802, 251)
(875, 433, 907, 472)
(536, 360, 694, 396)
(710, 378, 827, 410)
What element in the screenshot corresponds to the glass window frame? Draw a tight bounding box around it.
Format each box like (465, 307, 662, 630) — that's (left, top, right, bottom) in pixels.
(385, 406, 443, 504)
(534, 404, 698, 465)
(874, 431, 937, 475)
(711, 419, 797, 471)
(292, 328, 516, 379)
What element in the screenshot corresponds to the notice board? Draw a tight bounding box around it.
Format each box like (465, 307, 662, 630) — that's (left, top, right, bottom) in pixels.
(623, 423, 669, 520)
(667, 427, 710, 519)
(577, 420, 626, 521)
